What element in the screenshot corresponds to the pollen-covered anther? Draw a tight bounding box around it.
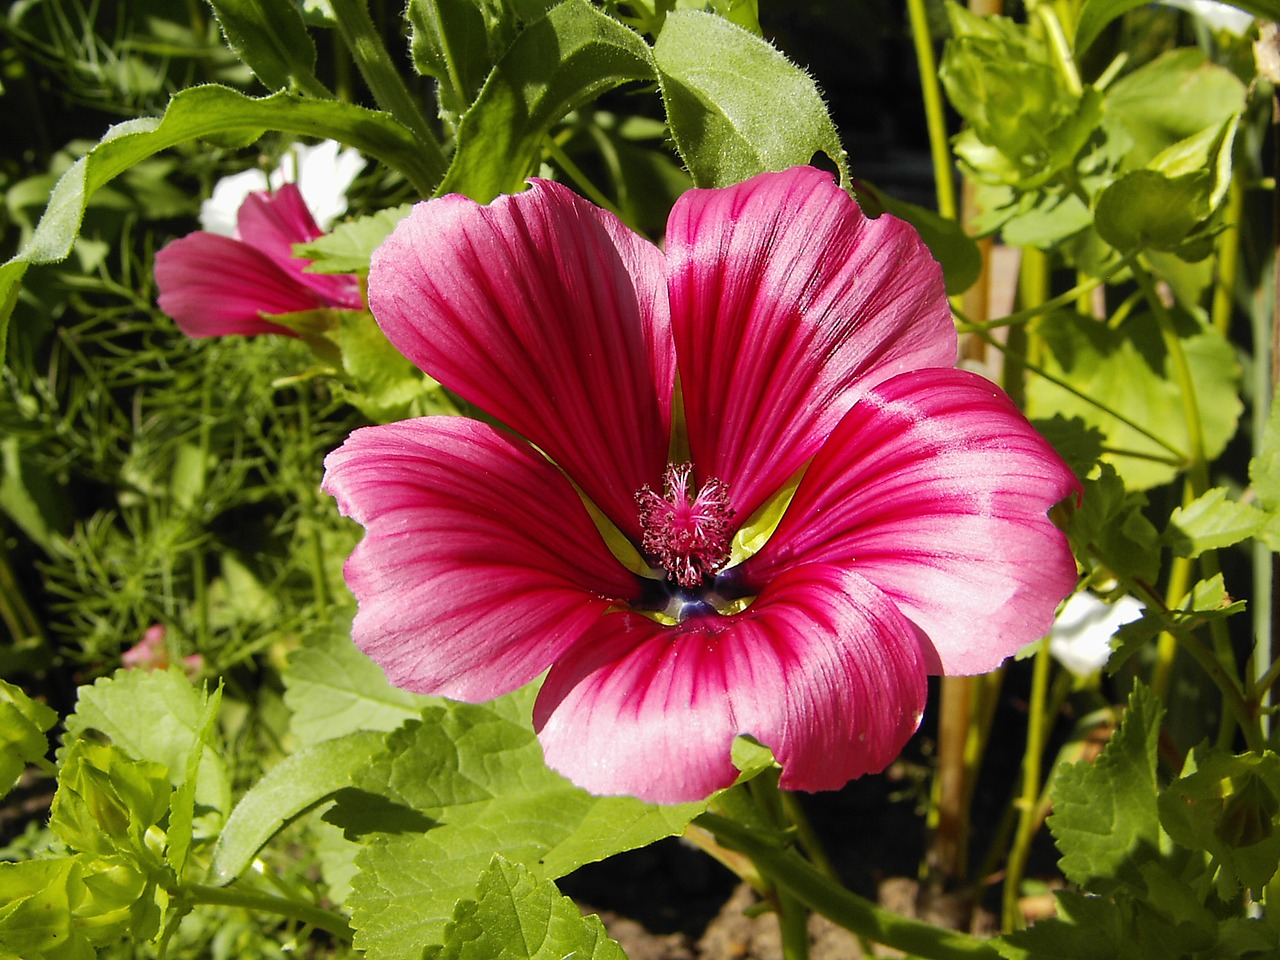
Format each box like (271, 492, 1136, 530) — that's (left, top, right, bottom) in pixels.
(636, 463, 735, 589)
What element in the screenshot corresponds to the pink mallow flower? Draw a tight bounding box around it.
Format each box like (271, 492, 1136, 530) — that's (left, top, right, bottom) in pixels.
(154, 183, 363, 338)
(321, 166, 1080, 804)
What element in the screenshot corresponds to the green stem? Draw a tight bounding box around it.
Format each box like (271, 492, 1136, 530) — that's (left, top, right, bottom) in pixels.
(907, 0, 957, 220)
(179, 882, 353, 940)
(1211, 175, 1244, 335)
(327, 0, 446, 189)
(955, 252, 1139, 333)
(543, 136, 627, 221)
(1002, 637, 1052, 931)
(696, 814, 1002, 960)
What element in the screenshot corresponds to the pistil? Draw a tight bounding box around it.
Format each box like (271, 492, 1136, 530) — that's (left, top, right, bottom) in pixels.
(635, 463, 735, 588)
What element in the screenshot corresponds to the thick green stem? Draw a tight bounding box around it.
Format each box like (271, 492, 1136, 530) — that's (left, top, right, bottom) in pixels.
(1002, 637, 1052, 931)
(179, 882, 353, 939)
(907, 0, 957, 220)
(696, 814, 1003, 960)
(327, 0, 447, 190)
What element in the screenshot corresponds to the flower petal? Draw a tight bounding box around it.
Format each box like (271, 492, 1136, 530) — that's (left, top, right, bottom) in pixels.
(744, 368, 1080, 675)
(666, 166, 956, 518)
(322, 416, 639, 700)
(534, 563, 927, 804)
(367, 181, 673, 540)
(236, 184, 363, 309)
(154, 232, 321, 337)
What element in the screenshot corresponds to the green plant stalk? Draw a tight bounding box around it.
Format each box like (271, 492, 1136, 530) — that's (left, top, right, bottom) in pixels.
(0, 539, 44, 643)
(748, 774, 811, 960)
(1001, 637, 1052, 931)
(1032, 2, 1082, 95)
(544, 136, 627, 221)
(179, 881, 353, 940)
(1250, 217, 1275, 738)
(327, 0, 447, 189)
(1211, 176, 1244, 336)
(696, 813, 1003, 960)
(296, 392, 330, 618)
(906, 0, 956, 221)
(955, 254, 1139, 332)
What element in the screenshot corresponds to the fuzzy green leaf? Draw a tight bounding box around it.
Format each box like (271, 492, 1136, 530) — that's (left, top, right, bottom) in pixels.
(206, 0, 320, 92)
(654, 10, 846, 188)
(438, 0, 654, 201)
(282, 628, 439, 746)
(296, 204, 413, 274)
(345, 689, 705, 959)
(1049, 682, 1164, 897)
(208, 731, 386, 885)
(427, 856, 625, 959)
(65, 669, 230, 820)
(1163, 487, 1266, 558)
(1110, 575, 1245, 672)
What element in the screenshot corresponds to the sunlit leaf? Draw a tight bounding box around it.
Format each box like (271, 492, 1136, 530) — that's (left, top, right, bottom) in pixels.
(654, 10, 846, 188)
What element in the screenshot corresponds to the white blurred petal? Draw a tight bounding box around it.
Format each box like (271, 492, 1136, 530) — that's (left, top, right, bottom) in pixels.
(199, 168, 269, 235)
(199, 140, 366, 237)
(1164, 0, 1253, 35)
(1048, 592, 1145, 677)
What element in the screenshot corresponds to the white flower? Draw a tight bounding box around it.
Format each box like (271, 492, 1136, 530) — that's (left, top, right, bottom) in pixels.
(1163, 0, 1254, 36)
(199, 140, 366, 236)
(1048, 591, 1145, 677)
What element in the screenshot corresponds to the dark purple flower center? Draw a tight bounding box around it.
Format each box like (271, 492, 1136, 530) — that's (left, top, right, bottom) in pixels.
(635, 463, 735, 589)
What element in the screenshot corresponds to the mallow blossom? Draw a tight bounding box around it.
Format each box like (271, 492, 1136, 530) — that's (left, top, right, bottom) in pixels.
(322, 166, 1080, 804)
(155, 143, 365, 338)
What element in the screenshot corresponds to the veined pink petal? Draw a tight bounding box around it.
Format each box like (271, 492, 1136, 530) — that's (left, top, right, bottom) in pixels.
(154, 232, 321, 337)
(236, 184, 363, 309)
(322, 416, 639, 700)
(367, 181, 673, 541)
(666, 166, 956, 520)
(744, 368, 1080, 676)
(534, 564, 927, 804)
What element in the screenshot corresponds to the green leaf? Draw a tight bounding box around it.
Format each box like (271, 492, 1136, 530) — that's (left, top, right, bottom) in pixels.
(206, 0, 321, 93)
(940, 5, 1100, 190)
(346, 689, 706, 959)
(1094, 169, 1213, 254)
(439, 0, 655, 201)
(282, 627, 439, 746)
(296, 204, 413, 274)
(997, 888, 1126, 960)
(65, 668, 230, 821)
(1065, 463, 1161, 585)
(1104, 49, 1246, 169)
(50, 739, 172, 862)
(408, 0, 549, 127)
(654, 10, 846, 188)
(328, 310, 460, 422)
(1162, 487, 1265, 558)
(1110, 575, 1245, 672)
(0, 680, 56, 797)
(1159, 748, 1280, 898)
(428, 856, 625, 959)
(0, 435, 70, 554)
(166, 684, 222, 879)
(1026, 310, 1241, 490)
(1249, 389, 1280, 511)
(1049, 681, 1164, 897)
(0, 858, 94, 960)
(0, 85, 443, 357)
(208, 730, 387, 885)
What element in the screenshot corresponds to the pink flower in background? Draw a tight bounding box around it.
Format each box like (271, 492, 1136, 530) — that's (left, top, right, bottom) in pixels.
(154, 182, 363, 338)
(122, 625, 204, 677)
(322, 166, 1080, 804)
